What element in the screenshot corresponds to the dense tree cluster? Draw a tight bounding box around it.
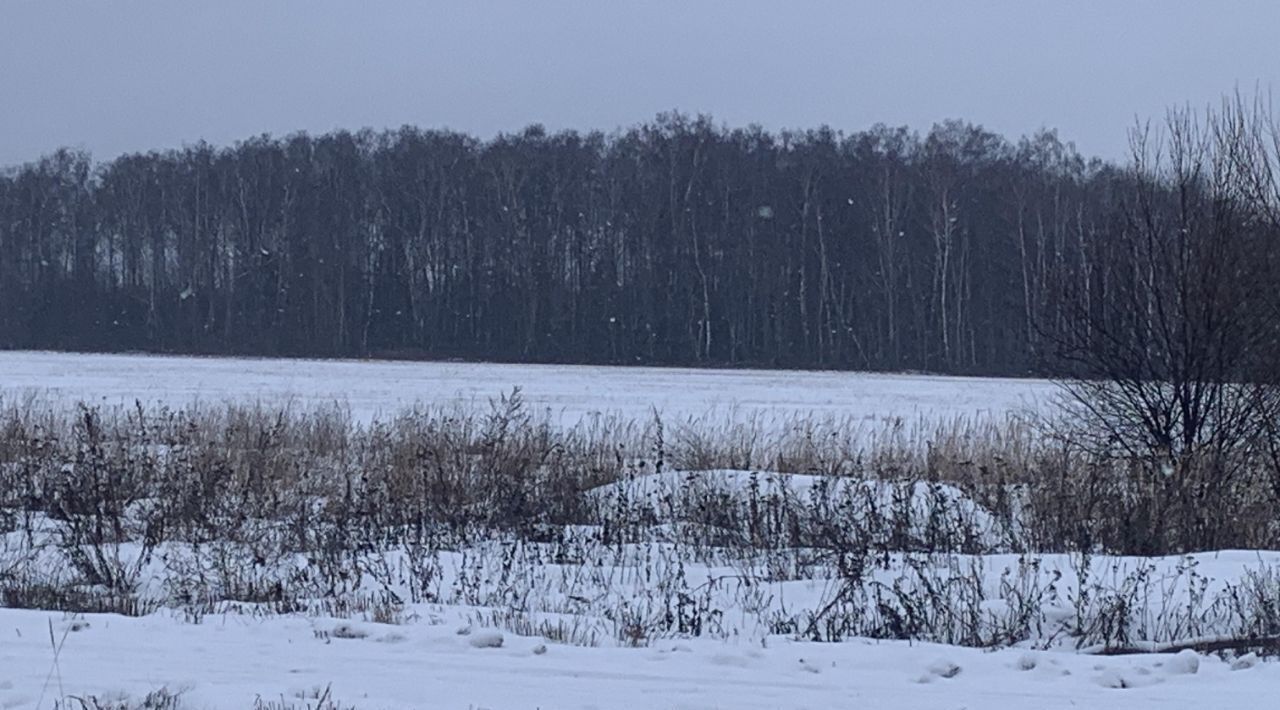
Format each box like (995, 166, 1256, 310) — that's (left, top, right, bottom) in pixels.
(0, 114, 1222, 375)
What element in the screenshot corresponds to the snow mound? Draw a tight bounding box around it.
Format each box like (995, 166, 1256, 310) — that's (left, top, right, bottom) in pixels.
(926, 659, 962, 679)
(1094, 669, 1129, 689)
(1230, 652, 1259, 671)
(467, 629, 505, 649)
(590, 469, 1010, 549)
(328, 623, 370, 640)
(1165, 649, 1200, 675)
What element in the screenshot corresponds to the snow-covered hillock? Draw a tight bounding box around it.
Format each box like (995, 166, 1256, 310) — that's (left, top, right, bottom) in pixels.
(589, 469, 1015, 551)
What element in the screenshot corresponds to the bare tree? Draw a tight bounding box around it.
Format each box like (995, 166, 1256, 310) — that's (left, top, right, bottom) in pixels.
(1051, 105, 1280, 551)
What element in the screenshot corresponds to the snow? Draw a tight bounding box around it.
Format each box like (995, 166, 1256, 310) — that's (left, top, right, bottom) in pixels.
(5, 497, 1278, 708)
(464, 628, 506, 649)
(0, 607, 1272, 709)
(1166, 649, 1201, 675)
(0, 350, 1053, 427)
(1232, 653, 1261, 671)
(2, 352, 1276, 707)
(589, 469, 1012, 548)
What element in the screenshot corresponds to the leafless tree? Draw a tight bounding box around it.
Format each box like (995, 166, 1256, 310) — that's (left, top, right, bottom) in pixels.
(1051, 104, 1280, 551)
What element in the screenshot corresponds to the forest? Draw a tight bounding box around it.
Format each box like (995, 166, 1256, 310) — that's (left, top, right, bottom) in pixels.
(0, 112, 1273, 376)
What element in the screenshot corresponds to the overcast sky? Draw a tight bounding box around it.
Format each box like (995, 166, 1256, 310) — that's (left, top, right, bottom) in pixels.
(2, 1, 1277, 166)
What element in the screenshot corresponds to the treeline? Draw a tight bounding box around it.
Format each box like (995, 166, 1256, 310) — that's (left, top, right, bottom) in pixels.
(0, 115, 1182, 374)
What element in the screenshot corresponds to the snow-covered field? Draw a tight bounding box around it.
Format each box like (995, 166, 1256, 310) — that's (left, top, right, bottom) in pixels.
(1, 604, 1272, 710)
(0, 350, 1054, 426)
(2, 466, 1277, 709)
(3, 351, 1276, 709)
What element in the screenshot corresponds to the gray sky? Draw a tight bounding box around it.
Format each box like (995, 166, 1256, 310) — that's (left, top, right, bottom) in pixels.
(2, 1, 1277, 166)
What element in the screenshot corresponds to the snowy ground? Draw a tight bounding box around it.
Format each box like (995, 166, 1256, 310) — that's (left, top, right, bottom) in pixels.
(0, 350, 1054, 427)
(4, 352, 1276, 708)
(0, 605, 1272, 710)
(4, 481, 1278, 709)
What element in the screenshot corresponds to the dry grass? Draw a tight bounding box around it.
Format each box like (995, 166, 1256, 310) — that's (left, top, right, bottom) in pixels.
(3, 394, 1280, 654)
(1, 392, 1278, 557)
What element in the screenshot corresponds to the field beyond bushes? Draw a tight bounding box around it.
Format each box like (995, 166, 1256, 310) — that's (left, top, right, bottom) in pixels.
(1, 378, 1279, 708)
